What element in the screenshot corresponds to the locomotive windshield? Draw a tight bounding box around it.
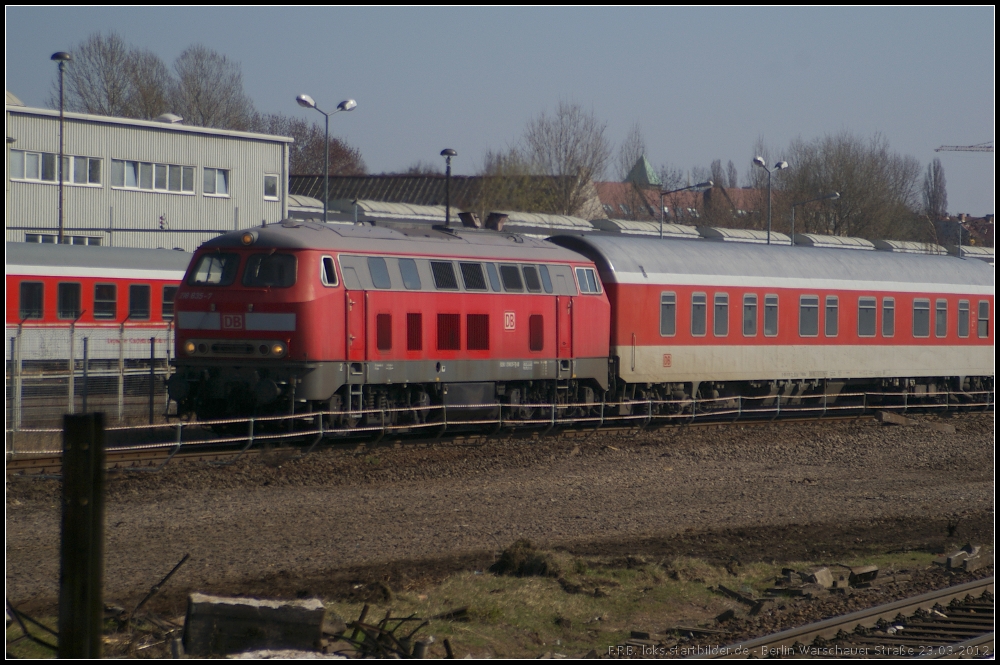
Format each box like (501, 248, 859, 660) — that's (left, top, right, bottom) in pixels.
(243, 253, 297, 288)
(188, 252, 239, 286)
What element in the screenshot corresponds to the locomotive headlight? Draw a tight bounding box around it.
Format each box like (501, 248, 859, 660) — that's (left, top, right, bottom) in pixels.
(184, 340, 197, 355)
(270, 342, 286, 357)
(241, 231, 257, 245)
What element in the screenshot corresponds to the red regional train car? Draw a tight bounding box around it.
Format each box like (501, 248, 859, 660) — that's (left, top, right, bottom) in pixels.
(168, 220, 611, 421)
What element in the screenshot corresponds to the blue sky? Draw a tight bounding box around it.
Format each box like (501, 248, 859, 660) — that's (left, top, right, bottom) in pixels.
(6, 7, 995, 215)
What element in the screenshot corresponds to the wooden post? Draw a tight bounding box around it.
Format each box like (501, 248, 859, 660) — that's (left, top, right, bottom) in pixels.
(58, 413, 106, 659)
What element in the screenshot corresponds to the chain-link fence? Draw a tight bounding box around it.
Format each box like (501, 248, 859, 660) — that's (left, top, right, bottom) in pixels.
(6, 326, 174, 429)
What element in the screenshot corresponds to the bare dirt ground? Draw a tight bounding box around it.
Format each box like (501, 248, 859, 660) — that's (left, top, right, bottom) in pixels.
(6, 412, 994, 619)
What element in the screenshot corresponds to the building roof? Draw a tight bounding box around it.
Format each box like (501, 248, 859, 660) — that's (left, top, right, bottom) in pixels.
(624, 156, 661, 188)
(290, 174, 482, 207)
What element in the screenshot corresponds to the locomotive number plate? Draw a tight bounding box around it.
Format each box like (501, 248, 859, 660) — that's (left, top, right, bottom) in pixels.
(504, 312, 516, 330)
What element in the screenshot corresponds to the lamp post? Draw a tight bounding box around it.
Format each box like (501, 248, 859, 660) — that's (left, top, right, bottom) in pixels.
(295, 95, 357, 222)
(790, 192, 840, 246)
(752, 157, 789, 245)
(52, 51, 72, 243)
(659, 180, 713, 238)
(440, 149, 457, 226)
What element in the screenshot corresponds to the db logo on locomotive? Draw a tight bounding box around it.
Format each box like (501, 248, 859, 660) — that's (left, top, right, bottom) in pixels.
(222, 314, 244, 330)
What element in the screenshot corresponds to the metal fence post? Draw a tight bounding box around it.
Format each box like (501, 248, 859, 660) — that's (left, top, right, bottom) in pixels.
(82, 337, 89, 414)
(149, 336, 156, 425)
(68, 323, 76, 414)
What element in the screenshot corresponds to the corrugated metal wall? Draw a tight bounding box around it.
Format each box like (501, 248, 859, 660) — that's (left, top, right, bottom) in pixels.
(6, 109, 290, 252)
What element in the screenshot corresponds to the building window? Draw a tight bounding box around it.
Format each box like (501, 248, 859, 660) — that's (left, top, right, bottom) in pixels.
(743, 294, 757, 336)
(935, 299, 948, 337)
(957, 300, 970, 338)
(913, 299, 930, 338)
(460, 263, 487, 291)
(162, 286, 178, 321)
(112, 159, 194, 193)
(264, 174, 279, 199)
(660, 292, 676, 336)
(825, 296, 838, 337)
(25, 233, 101, 245)
(691, 293, 707, 336)
(10, 150, 101, 185)
(799, 295, 819, 337)
(431, 262, 458, 290)
(467, 314, 489, 350)
(129, 284, 151, 320)
(94, 284, 117, 320)
(437, 313, 461, 350)
(977, 301, 990, 338)
(714, 293, 729, 337)
(764, 294, 778, 337)
(376, 314, 392, 351)
(407, 313, 422, 351)
(204, 168, 229, 196)
(882, 298, 895, 337)
(58, 282, 81, 320)
(19, 282, 44, 320)
(529, 314, 544, 351)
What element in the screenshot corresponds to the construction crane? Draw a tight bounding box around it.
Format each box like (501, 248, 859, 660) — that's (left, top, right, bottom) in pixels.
(935, 141, 994, 152)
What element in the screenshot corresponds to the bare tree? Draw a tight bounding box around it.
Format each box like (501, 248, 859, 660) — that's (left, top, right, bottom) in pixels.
(522, 102, 612, 216)
(616, 122, 647, 181)
(126, 48, 173, 119)
(710, 159, 724, 186)
(727, 160, 739, 189)
(400, 160, 442, 175)
(475, 147, 561, 217)
(55, 31, 135, 116)
(253, 113, 366, 175)
(171, 45, 254, 130)
(922, 158, 948, 220)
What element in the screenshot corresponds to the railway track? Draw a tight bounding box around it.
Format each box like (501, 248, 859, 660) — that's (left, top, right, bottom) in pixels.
(713, 577, 994, 659)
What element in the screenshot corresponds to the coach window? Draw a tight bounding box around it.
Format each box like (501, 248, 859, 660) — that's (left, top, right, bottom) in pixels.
(19, 282, 44, 320)
(376, 314, 392, 351)
(485, 263, 501, 292)
(714, 293, 729, 337)
(660, 292, 676, 336)
(321, 256, 339, 287)
(857, 297, 877, 337)
(977, 301, 990, 338)
(460, 263, 488, 291)
(912, 299, 930, 338)
(398, 258, 421, 290)
(129, 285, 151, 320)
(825, 296, 838, 337)
(799, 296, 819, 337)
(538, 265, 553, 293)
(763, 294, 778, 337)
(935, 299, 948, 338)
(499, 265, 524, 292)
(691, 293, 707, 337)
(882, 298, 895, 337)
(367, 257, 391, 289)
(58, 283, 82, 320)
(523, 266, 543, 293)
(431, 261, 459, 290)
(529, 314, 544, 351)
(743, 294, 757, 336)
(94, 284, 117, 320)
(576, 267, 600, 294)
(162, 286, 178, 321)
(957, 300, 970, 338)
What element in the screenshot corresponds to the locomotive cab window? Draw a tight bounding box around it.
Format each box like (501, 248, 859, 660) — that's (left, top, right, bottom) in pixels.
(660, 292, 676, 336)
(522, 266, 542, 293)
(460, 263, 487, 291)
(162, 286, 178, 321)
(763, 294, 778, 337)
(129, 284, 151, 320)
(691, 293, 707, 337)
(882, 298, 895, 337)
(399, 258, 421, 290)
(188, 252, 239, 286)
(912, 299, 930, 337)
(743, 294, 757, 337)
(243, 253, 297, 288)
(799, 296, 819, 337)
(320, 256, 339, 287)
(19, 282, 44, 320)
(94, 284, 117, 320)
(57, 282, 81, 320)
(825, 296, 839, 337)
(958, 300, 970, 338)
(431, 261, 459, 290)
(714, 293, 729, 337)
(499, 265, 524, 292)
(367, 257, 391, 289)
(977, 301, 990, 338)
(857, 297, 877, 337)
(935, 299, 948, 337)
(576, 267, 600, 294)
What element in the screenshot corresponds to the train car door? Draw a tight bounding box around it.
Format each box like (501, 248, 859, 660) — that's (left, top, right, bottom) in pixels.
(556, 295, 573, 358)
(345, 286, 366, 361)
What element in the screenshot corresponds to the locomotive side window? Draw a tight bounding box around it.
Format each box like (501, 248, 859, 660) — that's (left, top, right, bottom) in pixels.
(660, 292, 676, 336)
(825, 296, 839, 337)
(398, 258, 421, 290)
(977, 301, 990, 338)
(576, 267, 600, 294)
(882, 298, 895, 337)
(500, 265, 524, 292)
(367, 257, 391, 289)
(437, 313, 461, 350)
(57, 283, 82, 320)
(763, 295, 778, 337)
(94, 284, 117, 320)
(467, 314, 489, 350)
(188, 253, 239, 286)
(691, 293, 707, 337)
(19, 282, 44, 320)
(522, 266, 542, 293)
(538, 265, 553, 293)
(912, 299, 930, 337)
(376, 314, 392, 351)
(935, 299, 948, 337)
(857, 297, 877, 337)
(162, 286, 178, 320)
(129, 284, 151, 320)
(714, 293, 729, 337)
(958, 300, 970, 338)
(799, 296, 819, 337)
(460, 263, 488, 291)
(321, 256, 339, 287)
(743, 294, 757, 337)
(485, 263, 501, 292)
(243, 254, 297, 288)
(529, 315, 544, 351)
(431, 261, 459, 290)
(407, 313, 423, 351)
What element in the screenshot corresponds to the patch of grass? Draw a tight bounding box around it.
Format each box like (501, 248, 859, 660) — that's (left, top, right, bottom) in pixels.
(6, 614, 58, 659)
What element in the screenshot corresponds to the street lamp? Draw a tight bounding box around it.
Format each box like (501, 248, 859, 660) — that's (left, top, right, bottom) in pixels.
(295, 94, 357, 222)
(659, 180, 713, 239)
(440, 149, 457, 227)
(52, 51, 71, 243)
(752, 157, 789, 245)
(790, 192, 840, 245)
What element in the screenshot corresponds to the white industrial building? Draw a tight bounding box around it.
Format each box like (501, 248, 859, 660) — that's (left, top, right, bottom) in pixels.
(6, 97, 292, 251)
